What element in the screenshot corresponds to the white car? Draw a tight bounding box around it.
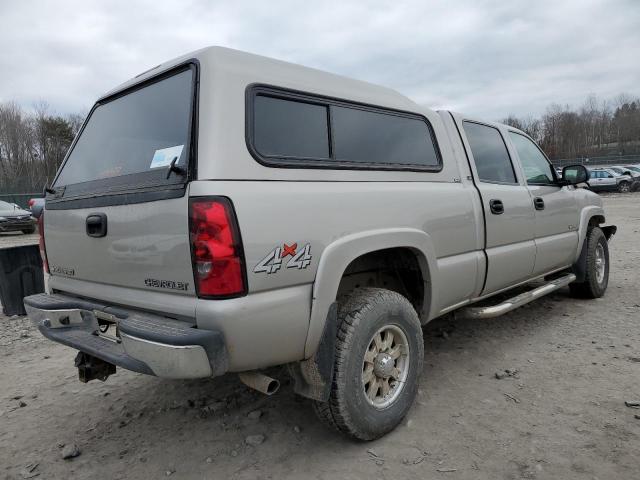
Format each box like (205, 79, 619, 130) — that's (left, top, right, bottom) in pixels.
(609, 166, 640, 191)
(588, 168, 634, 193)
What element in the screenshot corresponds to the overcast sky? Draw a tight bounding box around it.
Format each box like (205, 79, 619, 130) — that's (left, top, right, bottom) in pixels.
(1, 0, 638, 120)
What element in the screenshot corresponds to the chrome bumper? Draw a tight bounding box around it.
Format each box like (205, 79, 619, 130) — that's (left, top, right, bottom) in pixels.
(24, 293, 228, 379)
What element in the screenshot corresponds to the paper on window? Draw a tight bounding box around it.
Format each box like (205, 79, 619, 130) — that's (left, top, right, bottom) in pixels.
(150, 145, 184, 169)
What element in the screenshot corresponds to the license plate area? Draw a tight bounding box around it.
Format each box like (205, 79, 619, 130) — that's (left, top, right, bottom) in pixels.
(94, 310, 121, 343)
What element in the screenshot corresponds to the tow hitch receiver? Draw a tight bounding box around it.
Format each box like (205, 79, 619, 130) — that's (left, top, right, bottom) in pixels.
(74, 352, 116, 383)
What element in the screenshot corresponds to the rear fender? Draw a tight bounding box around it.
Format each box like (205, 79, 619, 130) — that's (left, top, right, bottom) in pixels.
(304, 228, 437, 358)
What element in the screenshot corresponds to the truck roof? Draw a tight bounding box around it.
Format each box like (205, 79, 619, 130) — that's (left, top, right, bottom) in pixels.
(101, 46, 427, 114)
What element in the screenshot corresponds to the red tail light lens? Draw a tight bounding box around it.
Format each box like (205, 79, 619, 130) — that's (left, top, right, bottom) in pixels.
(38, 212, 49, 273)
(189, 197, 246, 298)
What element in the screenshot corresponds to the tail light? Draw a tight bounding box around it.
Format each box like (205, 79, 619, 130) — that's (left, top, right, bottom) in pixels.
(38, 212, 49, 273)
(189, 197, 246, 298)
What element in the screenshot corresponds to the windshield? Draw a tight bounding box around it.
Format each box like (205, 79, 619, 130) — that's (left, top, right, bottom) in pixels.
(54, 67, 194, 189)
(0, 200, 16, 210)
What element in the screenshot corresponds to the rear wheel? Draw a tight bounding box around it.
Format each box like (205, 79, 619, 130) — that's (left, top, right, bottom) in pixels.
(618, 181, 630, 193)
(570, 227, 609, 298)
(313, 288, 423, 440)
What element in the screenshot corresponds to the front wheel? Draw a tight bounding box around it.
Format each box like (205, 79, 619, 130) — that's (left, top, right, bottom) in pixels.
(313, 288, 424, 440)
(570, 227, 609, 298)
(618, 181, 630, 193)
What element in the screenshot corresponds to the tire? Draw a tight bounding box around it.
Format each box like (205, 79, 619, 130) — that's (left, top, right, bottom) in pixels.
(618, 181, 630, 193)
(570, 227, 609, 298)
(313, 288, 424, 440)
(22, 227, 36, 234)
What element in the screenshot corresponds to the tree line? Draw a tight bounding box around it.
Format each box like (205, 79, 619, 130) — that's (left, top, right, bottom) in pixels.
(1, 93, 640, 194)
(0, 102, 83, 194)
(502, 94, 640, 161)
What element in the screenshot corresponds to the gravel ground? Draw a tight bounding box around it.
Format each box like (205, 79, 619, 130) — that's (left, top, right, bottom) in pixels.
(1, 194, 639, 480)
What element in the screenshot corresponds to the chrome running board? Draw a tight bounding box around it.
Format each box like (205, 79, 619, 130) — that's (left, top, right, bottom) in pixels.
(458, 273, 576, 319)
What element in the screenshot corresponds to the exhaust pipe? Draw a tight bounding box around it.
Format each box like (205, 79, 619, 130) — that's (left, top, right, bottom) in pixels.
(239, 372, 280, 396)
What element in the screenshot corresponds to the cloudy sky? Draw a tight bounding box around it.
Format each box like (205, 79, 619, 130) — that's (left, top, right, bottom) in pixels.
(1, 0, 638, 119)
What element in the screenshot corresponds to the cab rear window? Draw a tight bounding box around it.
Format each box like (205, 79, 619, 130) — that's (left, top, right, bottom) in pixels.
(53, 66, 195, 193)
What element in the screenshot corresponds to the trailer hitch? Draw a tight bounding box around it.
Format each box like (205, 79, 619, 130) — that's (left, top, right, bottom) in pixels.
(74, 352, 116, 383)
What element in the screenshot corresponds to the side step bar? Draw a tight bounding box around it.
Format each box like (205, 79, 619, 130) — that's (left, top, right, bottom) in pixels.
(458, 273, 576, 320)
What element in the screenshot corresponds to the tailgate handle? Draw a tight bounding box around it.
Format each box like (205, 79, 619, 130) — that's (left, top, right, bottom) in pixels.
(86, 213, 107, 238)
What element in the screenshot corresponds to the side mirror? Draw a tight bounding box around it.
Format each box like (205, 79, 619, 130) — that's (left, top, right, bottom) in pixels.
(562, 165, 589, 185)
(608, 175, 614, 178)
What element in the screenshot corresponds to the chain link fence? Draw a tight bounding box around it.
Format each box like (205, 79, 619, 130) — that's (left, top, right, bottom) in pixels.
(551, 155, 640, 168)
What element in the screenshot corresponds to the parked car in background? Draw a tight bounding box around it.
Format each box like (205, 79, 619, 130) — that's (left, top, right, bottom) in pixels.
(0, 200, 36, 234)
(588, 168, 634, 193)
(609, 166, 637, 176)
(608, 166, 640, 190)
(623, 165, 640, 179)
(27, 197, 45, 218)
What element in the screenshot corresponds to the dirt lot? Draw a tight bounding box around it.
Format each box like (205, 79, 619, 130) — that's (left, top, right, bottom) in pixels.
(1, 194, 639, 480)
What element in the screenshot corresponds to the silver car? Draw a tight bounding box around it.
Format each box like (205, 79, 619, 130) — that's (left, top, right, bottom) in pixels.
(609, 166, 640, 190)
(0, 200, 36, 234)
(588, 168, 634, 192)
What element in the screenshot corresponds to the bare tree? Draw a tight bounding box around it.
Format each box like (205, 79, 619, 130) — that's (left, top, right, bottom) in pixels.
(0, 102, 80, 193)
(501, 93, 640, 160)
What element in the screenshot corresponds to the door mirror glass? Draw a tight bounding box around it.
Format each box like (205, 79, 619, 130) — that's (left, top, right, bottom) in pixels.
(562, 165, 589, 184)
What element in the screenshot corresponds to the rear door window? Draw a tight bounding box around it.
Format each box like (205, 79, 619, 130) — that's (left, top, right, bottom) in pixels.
(53, 66, 196, 196)
(463, 121, 517, 184)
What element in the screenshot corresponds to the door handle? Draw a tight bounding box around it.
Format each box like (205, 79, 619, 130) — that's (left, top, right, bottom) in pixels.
(489, 199, 504, 215)
(534, 197, 545, 210)
(86, 213, 107, 238)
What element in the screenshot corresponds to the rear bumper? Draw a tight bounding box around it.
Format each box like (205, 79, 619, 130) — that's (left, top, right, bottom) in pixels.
(23, 293, 228, 379)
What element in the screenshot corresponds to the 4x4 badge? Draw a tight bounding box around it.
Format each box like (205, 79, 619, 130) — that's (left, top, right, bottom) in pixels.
(254, 243, 312, 274)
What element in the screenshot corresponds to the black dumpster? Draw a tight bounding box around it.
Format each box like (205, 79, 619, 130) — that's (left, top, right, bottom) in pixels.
(0, 245, 45, 316)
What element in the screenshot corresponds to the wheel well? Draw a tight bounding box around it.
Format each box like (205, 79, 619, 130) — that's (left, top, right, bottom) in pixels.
(588, 215, 605, 228)
(336, 248, 427, 318)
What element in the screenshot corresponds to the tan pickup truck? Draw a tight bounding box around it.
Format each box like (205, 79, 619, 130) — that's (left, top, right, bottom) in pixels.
(25, 47, 615, 440)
